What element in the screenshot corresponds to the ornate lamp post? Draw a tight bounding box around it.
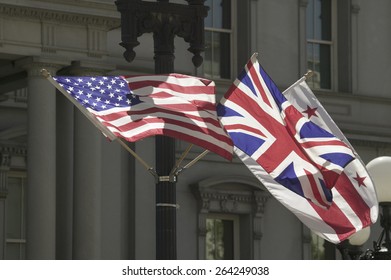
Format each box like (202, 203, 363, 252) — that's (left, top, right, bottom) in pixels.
(362, 156, 391, 259)
(115, 0, 208, 259)
(337, 227, 370, 259)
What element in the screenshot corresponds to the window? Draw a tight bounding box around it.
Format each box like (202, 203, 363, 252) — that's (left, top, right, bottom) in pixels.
(5, 172, 27, 260)
(204, 0, 232, 79)
(206, 214, 239, 260)
(306, 0, 334, 90)
(192, 176, 270, 260)
(311, 232, 336, 260)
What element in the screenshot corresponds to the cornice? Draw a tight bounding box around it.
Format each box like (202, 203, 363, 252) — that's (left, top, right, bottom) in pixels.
(0, 4, 120, 29)
(0, 142, 27, 157)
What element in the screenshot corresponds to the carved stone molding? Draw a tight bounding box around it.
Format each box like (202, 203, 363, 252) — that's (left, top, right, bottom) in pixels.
(0, 143, 27, 158)
(0, 153, 11, 198)
(0, 4, 120, 29)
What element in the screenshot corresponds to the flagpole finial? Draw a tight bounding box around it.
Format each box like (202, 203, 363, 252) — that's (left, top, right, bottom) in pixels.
(40, 69, 51, 78)
(304, 70, 314, 80)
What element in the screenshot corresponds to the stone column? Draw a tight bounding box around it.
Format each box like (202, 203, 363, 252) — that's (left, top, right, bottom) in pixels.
(55, 75, 74, 260)
(21, 60, 61, 259)
(0, 153, 10, 260)
(68, 63, 105, 259)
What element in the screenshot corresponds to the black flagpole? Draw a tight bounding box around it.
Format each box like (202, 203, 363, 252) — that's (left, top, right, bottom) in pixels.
(115, 0, 208, 259)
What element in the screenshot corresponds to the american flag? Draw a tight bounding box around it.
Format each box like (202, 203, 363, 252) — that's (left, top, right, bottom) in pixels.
(282, 77, 378, 243)
(217, 54, 356, 209)
(53, 74, 233, 160)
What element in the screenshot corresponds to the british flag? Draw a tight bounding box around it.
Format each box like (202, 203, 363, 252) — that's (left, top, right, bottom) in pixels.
(217, 54, 355, 208)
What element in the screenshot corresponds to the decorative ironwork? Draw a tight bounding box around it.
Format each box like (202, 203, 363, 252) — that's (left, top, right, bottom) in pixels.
(115, 0, 208, 67)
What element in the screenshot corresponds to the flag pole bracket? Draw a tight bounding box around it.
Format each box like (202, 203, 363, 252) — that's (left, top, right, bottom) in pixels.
(157, 175, 177, 183)
(156, 203, 180, 209)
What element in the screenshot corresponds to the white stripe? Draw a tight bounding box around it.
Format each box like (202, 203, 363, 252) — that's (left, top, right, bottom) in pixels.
(132, 86, 215, 103)
(124, 75, 214, 87)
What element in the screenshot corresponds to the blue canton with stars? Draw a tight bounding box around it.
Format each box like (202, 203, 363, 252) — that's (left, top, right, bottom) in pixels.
(53, 76, 142, 111)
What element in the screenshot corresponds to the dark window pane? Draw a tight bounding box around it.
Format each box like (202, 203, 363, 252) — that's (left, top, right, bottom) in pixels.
(319, 44, 331, 89)
(204, 31, 213, 78)
(307, 0, 331, 41)
(219, 32, 231, 79)
(204, 31, 231, 79)
(306, 0, 315, 39)
(205, 0, 213, 28)
(316, 0, 331, 41)
(204, 0, 231, 79)
(307, 43, 331, 89)
(206, 218, 234, 260)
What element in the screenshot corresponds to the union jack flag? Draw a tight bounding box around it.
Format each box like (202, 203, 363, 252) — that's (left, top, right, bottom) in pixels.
(217, 54, 355, 208)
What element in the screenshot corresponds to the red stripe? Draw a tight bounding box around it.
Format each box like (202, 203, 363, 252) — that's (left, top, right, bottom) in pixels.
(127, 80, 215, 95)
(124, 73, 214, 87)
(247, 61, 272, 108)
(304, 169, 330, 208)
(311, 201, 357, 241)
(334, 172, 372, 227)
(140, 96, 217, 113)
(97, 107, 224, 129)
(301, 140, 350, 148)
(223, 123, 267, 138)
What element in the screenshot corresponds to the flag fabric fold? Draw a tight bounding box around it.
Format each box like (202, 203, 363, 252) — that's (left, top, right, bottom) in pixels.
(53, 74, 233, 160)
(217, 53, 356, 210)
(282, 77, 378, 243)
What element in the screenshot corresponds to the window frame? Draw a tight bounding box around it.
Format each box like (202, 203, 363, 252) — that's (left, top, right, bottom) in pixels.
(192, 176, 270, 260)
(304, 0, 339, 91)
(202, 0, 237, 81)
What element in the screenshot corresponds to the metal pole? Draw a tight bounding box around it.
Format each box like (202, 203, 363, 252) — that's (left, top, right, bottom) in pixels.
(153, 14, 177, 259)
(115, 0, 208, 260)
